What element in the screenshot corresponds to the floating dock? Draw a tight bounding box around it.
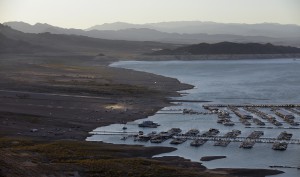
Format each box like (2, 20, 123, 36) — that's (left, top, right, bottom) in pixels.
(203, 104, 300, 108)
(89, 129, 300, 150)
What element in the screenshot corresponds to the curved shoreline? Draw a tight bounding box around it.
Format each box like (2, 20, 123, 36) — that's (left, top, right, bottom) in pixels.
(135, 53, 300, 61)
(106, 60, 287, 177)
(0, 55, 286, 177)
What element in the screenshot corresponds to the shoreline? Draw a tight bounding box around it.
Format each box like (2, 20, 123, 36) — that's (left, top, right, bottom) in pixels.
(0, 55, 286, 177)
(134, 53, 300, 61)
(104, 60, 288, 176)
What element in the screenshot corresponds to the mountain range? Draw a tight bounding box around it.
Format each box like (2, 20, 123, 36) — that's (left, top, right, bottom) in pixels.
(0, 23, 177, 55)
(4, 21, 300, 47)
(1, 22, 300, 57)
(87, 21, 300, 38)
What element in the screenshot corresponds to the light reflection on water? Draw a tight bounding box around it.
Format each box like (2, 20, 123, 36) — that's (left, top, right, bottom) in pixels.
(88, 59, 300, 177)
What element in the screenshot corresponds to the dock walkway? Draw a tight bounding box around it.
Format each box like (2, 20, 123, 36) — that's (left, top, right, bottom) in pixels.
(89, 131, 300, 144)
(174, 135, 300, 144)
(203, 104, 300, 108)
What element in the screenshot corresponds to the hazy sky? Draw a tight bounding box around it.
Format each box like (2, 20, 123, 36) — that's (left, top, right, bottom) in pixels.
(0, 0, 299, 28)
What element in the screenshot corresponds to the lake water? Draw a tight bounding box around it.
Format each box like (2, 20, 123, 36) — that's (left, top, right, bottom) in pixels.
(87, 59, 300, 177)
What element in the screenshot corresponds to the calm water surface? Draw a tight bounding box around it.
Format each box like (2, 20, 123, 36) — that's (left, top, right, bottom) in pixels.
(88, 59, 300, 177)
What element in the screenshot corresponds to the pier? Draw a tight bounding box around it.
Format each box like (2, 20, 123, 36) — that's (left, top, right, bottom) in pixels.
(168, 99, 211, 103)
(89, 131, 138, 135)
(174, 135, 300, 144)
(157, 109, 212, 115)
(89, 103, 300, 150)
(203, 104, 300, 108)
(89, 131, 300, 145)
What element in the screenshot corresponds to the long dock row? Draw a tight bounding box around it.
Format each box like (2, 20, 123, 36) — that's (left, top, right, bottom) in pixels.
(157, 109, 213, 115)
(174, 135, 300, 144)
(89, 131, 300, 145)
(203, 104, 300, 108)
(244, 126, 300, 129)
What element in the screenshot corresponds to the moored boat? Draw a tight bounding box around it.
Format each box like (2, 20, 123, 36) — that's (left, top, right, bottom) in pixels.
(272, 142, 288, 151)
(170, 138, 187, 145)
(138, 121, 160, 128)
(190, 139, 207, 147)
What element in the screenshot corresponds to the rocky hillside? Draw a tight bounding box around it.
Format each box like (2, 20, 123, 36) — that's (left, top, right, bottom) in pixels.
(149, 42, 300, 55)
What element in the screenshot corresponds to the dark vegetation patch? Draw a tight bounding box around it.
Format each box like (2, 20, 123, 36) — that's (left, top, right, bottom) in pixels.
(0, 138, 217, 177)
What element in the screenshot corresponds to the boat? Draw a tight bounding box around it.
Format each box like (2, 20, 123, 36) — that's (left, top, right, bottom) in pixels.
(272, 142, 288, 151)
(190, 139, 207, 147)
(168, 128, 182, 134)
(170, 138, 187, 145)
(201, 128, 220, 137)
(214, 140, 231, 147)
(149, 128, 183, 144)
(150, 135, 164, 143)
(224, 129, 241, 138)
(253, 118, 265, 126)
(277, 131, 293, 140)
(223, 122, 235, 126)
(184, 129, 199, 136)
(138, 121, 160, 128)
(239, 140, 255, 149)
(247, 131, 264, 139)
(134, 135, 151, 142)
(120, 136, 127, 140)
(240, 119, 251, 126)
(290, 122, 299, 126)
(217, 119, 224, 124)
(273, 121, 283, 126)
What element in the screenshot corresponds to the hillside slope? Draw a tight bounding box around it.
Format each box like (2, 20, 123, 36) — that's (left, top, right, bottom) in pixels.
(4, 21, 300, 47)
(0, 24, 177, 55)
(149, 42, 300, 55)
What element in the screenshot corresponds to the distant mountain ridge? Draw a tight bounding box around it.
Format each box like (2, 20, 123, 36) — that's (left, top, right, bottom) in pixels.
(4, 21, 300, 47)
(0, 23, 177, 55)
(87, 21, 300, 38)
(86, 22, 147, 31)
(3, 21, 56, 33)
(149, 42, 300, 55)
(1, 23, 300, 58)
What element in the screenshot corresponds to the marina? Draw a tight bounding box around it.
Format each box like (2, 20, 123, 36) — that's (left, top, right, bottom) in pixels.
(203, 104, 300, 108)
(89, 103, 300, 151)
(203, 104, 300, 128)
(99, 59, 300, 177)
